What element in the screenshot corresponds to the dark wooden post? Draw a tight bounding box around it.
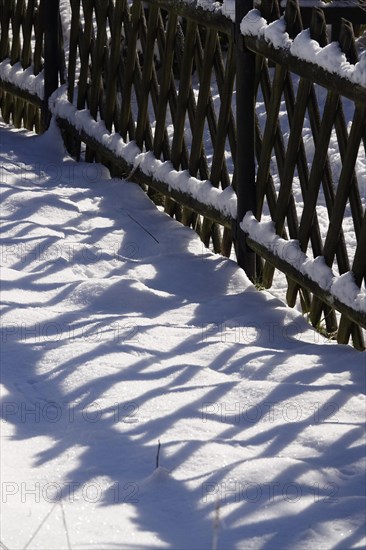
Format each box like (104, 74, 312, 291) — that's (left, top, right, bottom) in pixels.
(43, 0, 60, 128)
(235, 0, 256, 280)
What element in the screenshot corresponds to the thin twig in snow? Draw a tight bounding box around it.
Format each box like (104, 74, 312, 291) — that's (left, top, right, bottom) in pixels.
(212, 497, 220, 550)
(128, 213, 160, 243)
(156, 439, 161, 468)
(23, 501, 72, 550)
(23, 502, 58, 549)
(60, 500, 72, 550)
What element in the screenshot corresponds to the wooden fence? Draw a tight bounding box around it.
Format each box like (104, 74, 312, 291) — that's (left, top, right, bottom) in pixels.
(0, 0, 64, 129)
(241, 0, 366, 349)
(0, 0, 365, 349)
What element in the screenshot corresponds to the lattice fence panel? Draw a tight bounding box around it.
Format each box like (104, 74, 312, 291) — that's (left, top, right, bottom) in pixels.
(245, 0, 366, 348)
(0, 0, 44, 130)
(65, 0, 235, 255)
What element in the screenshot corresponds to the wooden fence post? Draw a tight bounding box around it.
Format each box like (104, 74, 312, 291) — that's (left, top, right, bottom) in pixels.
(43, 0, 60, 128)
(235, 0, 256, 280)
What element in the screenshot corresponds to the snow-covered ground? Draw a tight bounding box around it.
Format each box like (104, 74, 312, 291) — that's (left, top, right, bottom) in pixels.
(1, 120, 365, 550)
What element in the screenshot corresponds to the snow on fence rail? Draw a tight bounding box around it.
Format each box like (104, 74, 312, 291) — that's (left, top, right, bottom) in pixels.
(0, 0, 365, 350)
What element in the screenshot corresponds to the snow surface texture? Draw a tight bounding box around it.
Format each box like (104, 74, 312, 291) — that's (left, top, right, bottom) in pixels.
(241, 213, 366, 313)
(1, 121, 365, 550)
(240, 10, 366, 87)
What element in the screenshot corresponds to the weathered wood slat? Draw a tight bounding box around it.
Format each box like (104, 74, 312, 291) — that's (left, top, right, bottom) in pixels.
(77, 0, 93, 110)
(178, 27, 214, 228)
(21, 0, 36, 69)
(210, 38, 236, 190)
(131, 12, 154, 153)
(171, 19, 197, 169)
(321, 106, 366, 268)
(104, 0, 124, 131)
(165, 18, 197, 218)
(119, 0, 141, 140)
(67, 0, 81, 103)
(255, 65, 287, 219)
(10, 0, 25, 65)
(135, 4, 159, 148)
(189, 29, 217, 178)
(191, 27, 214, 183)
(213, 35, 236, 175)
(33, 0, 43, 75)
(0, 0, 13, 60)
(191, 27, 220, 247)
(153, 10, 177, 158)
(334, 105, 363, 240)
(153, 15, 188, 219)
(153, 8, 177, 161)
(22, 0, 39, 130)
(89, 0, 108, 120)
(297, 92, 340, 251)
